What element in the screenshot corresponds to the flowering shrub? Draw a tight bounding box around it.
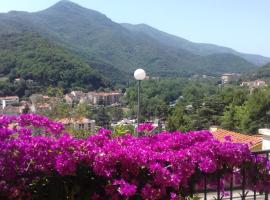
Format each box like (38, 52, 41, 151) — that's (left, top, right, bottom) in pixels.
(137, 122, 154, 134)
(0, 114, 270, 200)
(113, 124, 135, 137)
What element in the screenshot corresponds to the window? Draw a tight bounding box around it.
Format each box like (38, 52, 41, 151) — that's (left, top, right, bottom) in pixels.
(79, 124, 84, 129)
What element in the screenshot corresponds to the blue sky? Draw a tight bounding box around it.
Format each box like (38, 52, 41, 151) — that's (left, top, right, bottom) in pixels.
(1, 0, 270, 57)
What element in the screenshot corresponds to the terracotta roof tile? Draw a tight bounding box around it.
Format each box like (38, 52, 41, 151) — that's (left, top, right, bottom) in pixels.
(88, 92, 121, 97)
(210, 128, 262, 148)
(0, 96, 19, 100)
(57, 117, 91, 124)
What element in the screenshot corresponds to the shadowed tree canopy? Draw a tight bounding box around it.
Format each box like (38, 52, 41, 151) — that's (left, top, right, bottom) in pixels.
(0, 33, 109, 96)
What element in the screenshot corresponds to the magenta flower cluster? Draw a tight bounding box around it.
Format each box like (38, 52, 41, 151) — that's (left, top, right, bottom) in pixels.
(137, 122, 154, 133)
(0, 114, 269, 200)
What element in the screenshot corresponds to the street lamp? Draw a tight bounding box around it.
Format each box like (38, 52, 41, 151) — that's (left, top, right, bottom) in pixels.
(134, 68, 146, 136)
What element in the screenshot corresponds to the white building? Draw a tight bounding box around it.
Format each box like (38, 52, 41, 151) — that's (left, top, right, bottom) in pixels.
(0, 96, 19, 109)
(64, 91, 91, 105)
(259, 129, 270, 150)
(241, 80, 267, 89)
(57, 117, 95, 133)
(221, 73, 240, 84)
(87, 92, 122, 106)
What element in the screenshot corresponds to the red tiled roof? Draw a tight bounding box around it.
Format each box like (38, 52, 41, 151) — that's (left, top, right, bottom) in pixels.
(91, 92, 121, 97)
(210, 128, 262, 148)
(0, 96, 19, 100)
(57, 117, 91, 124)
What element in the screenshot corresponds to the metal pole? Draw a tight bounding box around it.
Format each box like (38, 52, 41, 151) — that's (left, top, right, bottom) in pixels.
(266, 152, 269, 200)
(137, 80, 141, 136)
(204, 174, 207, 200)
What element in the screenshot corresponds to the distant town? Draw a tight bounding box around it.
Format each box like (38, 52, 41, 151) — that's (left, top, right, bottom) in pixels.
(1, 73, 268, 135)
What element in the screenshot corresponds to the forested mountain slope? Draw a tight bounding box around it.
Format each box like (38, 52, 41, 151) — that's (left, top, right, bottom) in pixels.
(0, 33, 108, 90)
(0, 0, 262, 78)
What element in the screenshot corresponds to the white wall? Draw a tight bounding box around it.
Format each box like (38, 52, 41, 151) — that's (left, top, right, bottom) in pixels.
(263, 135, 270, 150)
(259, 129, 270, 150)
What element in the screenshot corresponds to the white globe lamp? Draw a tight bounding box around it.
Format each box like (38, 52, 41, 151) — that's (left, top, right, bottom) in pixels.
(134, 68, 146, 81)
(134, 68, 146, 136)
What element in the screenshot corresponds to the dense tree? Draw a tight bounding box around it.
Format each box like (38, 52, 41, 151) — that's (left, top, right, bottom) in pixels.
(144, 78, 270, 134)
(166, 106, 192, 132)
(94, 107, 111, 128)
(0, 82, 16, 96)
(107, 107, 124, 123)
(45, 102, 72, 119)
(46, 87, 64, 97)
(220, 87, 270, 134)
(0, 33, 108, 97)
(125, 78, 208, 120)
(73, 103, 92, 119)
(241, 88, 270, 133)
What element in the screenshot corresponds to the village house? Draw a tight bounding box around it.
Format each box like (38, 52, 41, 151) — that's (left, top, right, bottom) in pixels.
(240, 80, 267, 89)
(0, 100, 29, 115)
(57, 117, 95, 133)
(29, 94, 59, 113)
(221, 73, 240, 84)
(112, 118, 136, 127)
(258, 129, 270, 150)
(0, 96, 19, 108)
(30, 94, 50, 104)
(87, 91, 122, 106)
(64, 91, 91, 105)
(30, 103, 52, 113)
(64, 94, 74, 105)
(209, 126, 263, 151)
(64, 91, 122, 106)
(144, 76, 160, 81)
(0, 105, 22, 115)
(70, 91, 87, 103)
(14, 78, 21, 83)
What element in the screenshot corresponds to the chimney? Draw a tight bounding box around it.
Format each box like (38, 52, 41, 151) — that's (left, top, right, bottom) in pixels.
(258, 129, 270, 150)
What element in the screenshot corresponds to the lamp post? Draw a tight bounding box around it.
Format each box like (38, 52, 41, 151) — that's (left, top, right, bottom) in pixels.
(134, 68, 146, 136)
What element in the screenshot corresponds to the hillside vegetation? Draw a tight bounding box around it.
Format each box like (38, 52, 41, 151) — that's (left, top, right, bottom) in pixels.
(0, 0, 265, 79)
(122, 23, 270, 66)
(252, 63, 270, 78)
(0, 33, 108, 95)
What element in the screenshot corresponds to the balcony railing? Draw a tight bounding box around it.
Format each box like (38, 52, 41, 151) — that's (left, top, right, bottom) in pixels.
(192, 150, 270, 200)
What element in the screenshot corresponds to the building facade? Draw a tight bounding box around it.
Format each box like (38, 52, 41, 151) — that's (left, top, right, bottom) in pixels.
(0, 96, 19, 109)
(57, 117, 95, 133)
(221, 73, 240, 84)
(209, 126, 263, 151)
(241, 80, 267, 89)
(88, 92, 122, 106)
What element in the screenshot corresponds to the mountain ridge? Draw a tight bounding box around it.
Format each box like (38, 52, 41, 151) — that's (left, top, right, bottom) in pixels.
(121, 23, 270, 66)
(0, 0, 267, 79)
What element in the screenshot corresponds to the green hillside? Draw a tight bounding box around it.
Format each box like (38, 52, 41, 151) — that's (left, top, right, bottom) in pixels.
(251, 63, 270, 78)
(0, 0, 260, 78)
(200, 53, 257, 75)
(122, 23, 270, 66)
(0, 32, 108, 92)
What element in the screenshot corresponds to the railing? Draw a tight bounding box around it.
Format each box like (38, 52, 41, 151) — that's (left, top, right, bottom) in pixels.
(193, 150, 270, 200)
